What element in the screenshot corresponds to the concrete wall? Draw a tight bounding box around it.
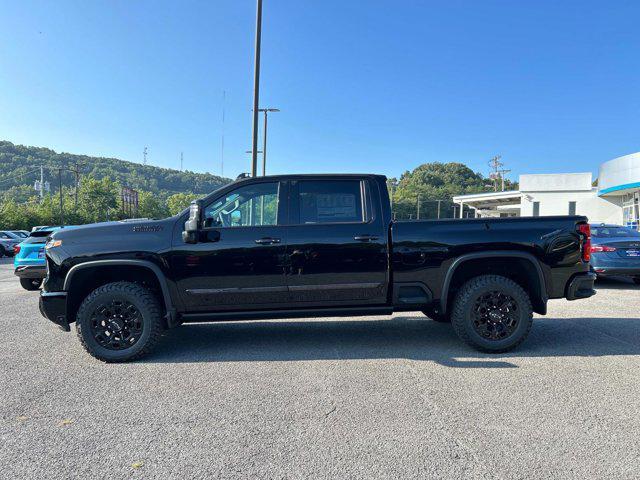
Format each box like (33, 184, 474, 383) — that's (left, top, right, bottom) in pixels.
(520, 172, 593, 192)
(520, 188, 622, 223)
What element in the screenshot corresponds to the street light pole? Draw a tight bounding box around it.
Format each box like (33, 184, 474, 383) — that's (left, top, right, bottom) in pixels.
(258, 108, 279, 176)
(250, 0, 263, 177)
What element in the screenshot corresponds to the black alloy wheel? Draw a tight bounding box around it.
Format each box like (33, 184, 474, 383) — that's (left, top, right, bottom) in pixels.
(471, 291, 519, 340)
(76, 281, 163, 362)
(89, 299, 144, 350)
(451, 274, 533, 353)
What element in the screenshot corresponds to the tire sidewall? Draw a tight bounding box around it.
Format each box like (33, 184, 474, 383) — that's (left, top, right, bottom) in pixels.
(455, 277, 532, 351)
(77, 287, 156, 362)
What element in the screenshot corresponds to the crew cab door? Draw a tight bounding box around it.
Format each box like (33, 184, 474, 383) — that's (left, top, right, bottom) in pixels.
(172, 180, 288, 311)
(285, 178, 389, 306)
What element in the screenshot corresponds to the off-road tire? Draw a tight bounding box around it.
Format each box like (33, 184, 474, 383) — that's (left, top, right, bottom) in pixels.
(451, 274, 533, 353)
(20, 278, 42, 290)
(76, 281, 163, 363)
(421, 307, 451, 323)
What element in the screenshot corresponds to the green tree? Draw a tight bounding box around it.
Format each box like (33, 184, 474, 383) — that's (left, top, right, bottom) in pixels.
(137, 190, 170, 219)
(166, 192, 201, 216)
(78, 176, 119, 223)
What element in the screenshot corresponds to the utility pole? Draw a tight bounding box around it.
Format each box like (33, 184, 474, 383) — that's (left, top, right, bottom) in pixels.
(58, 169, 64, 226)
(416, 194, 421, 219)
(143, 146, 148, 165)
(258, 108, 279, 176)
(221, 90, 226, 177)
(250, 0, 263, 177)
(39, 166, 44, 199)
(180, 152, 184, 171)
(437, 199, 441, 219)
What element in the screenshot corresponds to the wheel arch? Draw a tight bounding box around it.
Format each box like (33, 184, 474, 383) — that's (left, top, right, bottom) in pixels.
(440, 251, 548, 315)
(64, 260, 176, 327)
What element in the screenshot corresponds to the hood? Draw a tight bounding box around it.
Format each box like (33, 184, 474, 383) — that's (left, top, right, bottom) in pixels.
(51, 217, 176, 256)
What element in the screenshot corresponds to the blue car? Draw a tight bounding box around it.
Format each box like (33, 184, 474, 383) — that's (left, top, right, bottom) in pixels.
(590, 224, 640, 285)
(14, 227, 63, 290)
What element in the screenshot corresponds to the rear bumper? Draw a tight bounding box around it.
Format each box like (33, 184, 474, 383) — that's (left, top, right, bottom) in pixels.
(566, 272, 597, 300)
(39, 291, 70, 332)
(14, 265, 46, 279)
(591, 266, 640, 277)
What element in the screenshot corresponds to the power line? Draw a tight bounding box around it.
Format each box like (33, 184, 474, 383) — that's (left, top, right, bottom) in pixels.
(0, 168, 42, 187)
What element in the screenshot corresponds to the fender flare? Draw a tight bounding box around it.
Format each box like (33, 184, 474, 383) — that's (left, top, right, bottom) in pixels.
(64, 259, 176, 326)
(439, 251, 548, 314)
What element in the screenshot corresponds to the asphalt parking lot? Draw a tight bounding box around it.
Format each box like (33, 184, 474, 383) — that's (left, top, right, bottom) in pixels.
(1, 257, 639, 479)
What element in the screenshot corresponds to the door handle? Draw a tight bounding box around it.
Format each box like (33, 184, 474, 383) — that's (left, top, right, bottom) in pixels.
(255, 237, 281, 245)
(354, 235, 379, 242)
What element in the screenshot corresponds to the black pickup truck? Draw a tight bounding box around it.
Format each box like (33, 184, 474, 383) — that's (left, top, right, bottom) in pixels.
(40, 174, 595, 362)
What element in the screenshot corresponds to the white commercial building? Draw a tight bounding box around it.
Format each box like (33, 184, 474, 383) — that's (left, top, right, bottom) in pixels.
(453, 152, 640, 229)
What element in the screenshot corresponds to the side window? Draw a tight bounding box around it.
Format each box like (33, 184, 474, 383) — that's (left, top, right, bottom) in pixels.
(0, 232, 10, 239)
(296, 180, 364, 224)
(203, 182, 279, 228)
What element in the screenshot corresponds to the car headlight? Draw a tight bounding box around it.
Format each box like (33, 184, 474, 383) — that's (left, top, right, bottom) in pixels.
(45, 239, 62, 249)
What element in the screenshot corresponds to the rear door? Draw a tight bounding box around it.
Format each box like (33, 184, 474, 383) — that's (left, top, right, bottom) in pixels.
(284, 178, 389, 306)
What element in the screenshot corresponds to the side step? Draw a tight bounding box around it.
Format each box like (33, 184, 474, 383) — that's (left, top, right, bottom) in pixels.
(180, 306, 394, 323)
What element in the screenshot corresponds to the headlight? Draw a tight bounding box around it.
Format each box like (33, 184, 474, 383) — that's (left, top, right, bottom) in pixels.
(45, 239, 62, 249)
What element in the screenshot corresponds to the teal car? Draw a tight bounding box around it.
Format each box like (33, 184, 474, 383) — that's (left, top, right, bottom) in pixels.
(14, 228, 63, 290)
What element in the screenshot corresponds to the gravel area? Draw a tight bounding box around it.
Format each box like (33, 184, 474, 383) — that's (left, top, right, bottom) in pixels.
(1, 257, 639, 479)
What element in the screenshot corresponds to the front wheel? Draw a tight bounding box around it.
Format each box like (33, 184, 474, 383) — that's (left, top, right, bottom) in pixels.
(451, 275, 533, 353)
(76, 282, 163, 362)
(20, 278, 42, 290)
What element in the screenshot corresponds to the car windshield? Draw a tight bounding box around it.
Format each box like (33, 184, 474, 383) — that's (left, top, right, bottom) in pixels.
(0, 231, 20, 239)
(591, 226, 640, 238)
(11, 231, 28, 238)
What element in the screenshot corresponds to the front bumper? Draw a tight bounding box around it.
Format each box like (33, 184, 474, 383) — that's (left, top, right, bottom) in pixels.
(566, 272, 597, 300)
(39, 291, 70, 331)
(14, 265, 46, 279)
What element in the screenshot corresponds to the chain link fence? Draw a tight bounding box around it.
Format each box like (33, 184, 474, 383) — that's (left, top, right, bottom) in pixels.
(391, 198, 475, 220)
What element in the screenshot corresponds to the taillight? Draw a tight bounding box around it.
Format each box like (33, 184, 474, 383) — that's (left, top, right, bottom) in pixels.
(13, 244, 20, 255)
(577, 223, 591, 262)
(591, 245, 616, 253)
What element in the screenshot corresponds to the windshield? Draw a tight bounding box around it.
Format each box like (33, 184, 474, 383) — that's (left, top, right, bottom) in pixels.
(11, 231, 28, 238)
(591, 226, 640, 238)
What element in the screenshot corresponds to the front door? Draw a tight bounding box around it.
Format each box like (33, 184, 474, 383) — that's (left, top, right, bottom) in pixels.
(285, 178, 389, 307)
(172, 180, 288, 312)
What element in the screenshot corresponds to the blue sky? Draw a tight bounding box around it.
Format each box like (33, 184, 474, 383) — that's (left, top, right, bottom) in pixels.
(1, 0, 639, 182)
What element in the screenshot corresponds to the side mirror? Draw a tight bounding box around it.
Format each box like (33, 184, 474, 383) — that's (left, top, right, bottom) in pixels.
(182, 200, 202, 244)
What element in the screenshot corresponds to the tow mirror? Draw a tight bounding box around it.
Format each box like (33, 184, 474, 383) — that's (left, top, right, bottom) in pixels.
(182, 200, 202, 244)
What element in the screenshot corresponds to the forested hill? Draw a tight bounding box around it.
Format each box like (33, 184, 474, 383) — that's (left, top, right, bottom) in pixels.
(0, 141, 232, 201)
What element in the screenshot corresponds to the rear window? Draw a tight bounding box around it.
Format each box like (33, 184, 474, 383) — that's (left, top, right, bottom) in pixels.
(591, 226, 640, 238)
(23, 232, 54, 244)
(296, 180, 364, 224)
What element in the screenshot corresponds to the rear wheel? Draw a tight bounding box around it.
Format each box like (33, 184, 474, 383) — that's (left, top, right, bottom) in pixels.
(422, 306, 451, 323)
(76, 282, 163, 362)
(20, 278, 42, 290)
(451, 275, 533, 353)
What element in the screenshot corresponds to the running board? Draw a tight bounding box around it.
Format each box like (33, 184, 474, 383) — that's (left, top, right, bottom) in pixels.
(180, 306, 394, 323)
